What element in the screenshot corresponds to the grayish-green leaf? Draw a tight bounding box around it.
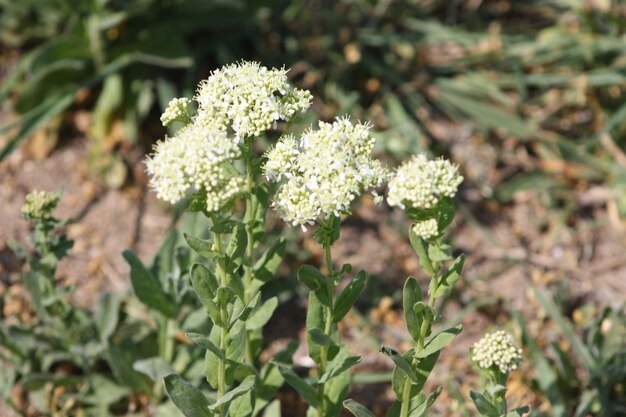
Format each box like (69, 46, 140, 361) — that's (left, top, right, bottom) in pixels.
(123, 250, 176, 318)
(343, 399, 376, 417)
(246, 297, 278, 330)
(164, 373, 213, 417)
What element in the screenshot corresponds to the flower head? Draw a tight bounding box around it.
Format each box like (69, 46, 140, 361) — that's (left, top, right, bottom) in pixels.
(160, 97, 192, 127)
(145, 125, 244, 212)
(265, 118, 386, 226)
(195, 61, 312, 140)
(22, 190, 61, 220)
(411, 219, 439, 240)
(387, 154, 463, 210)
(471, 331, 523, 374)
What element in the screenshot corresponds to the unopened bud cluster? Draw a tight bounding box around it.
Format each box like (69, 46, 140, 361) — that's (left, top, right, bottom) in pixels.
(21, 190, 61, 220)
(387, 154, 463, 210)
(195, 61, 312, 139)
(412, 219, 439, 240)
(146, 126, 244, 212)
(472, 331, 523, 374)
(265, 118, 386, 226)
(160, 97, 192, 127)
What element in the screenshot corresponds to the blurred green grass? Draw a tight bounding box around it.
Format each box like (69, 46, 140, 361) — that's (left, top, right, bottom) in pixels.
(2, 0, 626, 213)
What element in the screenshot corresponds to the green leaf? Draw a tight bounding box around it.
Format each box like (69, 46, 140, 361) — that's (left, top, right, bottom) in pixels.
(418, 325, 463, 358)
(123, 250, 176, 318)
(409, 386, 442, 417)
(273, 361, 318, 407)
(427, 243, 452, 263)
(253, 238, 286, 282)
(507, 405, 530, 417)
(93, 292, 121, 345)
(306, 292, 326, 363)
(403, 277, 424, 341)
(333, 270, 367, 322)
(246, 297, 278, 330)
(433, 255, 464, 297)
(381, 347, 418, 383)
(319, 349, 361, 383)
(229, 388, 255, 417)
(184, 233, 219, 259)
(164, 374, 213, 417)
(470, 390, 500, 417)
(343, 399, 377, 417)
(408, 231, 436, 277)
(308, 328, 333, 347)
(434, 197, 456, 232)
(298, 265, 332, 306)
(226, 223, 247, 270)
(229, 292, 261, 331)
(209, 375, 255, 412)
(324, 366, 351, 417)
(391, 349, 439, 399)
(133, 357, 175, 381)
(191, 263, 219, 298)
(186, 333, 224, 360)
(262, 399, 282, 417)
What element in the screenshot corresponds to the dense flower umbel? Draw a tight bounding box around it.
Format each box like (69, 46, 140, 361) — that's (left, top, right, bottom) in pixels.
(265, 118, 386, 226)
(387, 154, 463, 210)
(145, 125, 244, 212)
(472, 331, 523, 374)
(195, 61, 312, 140)
(411, 219, 439, 240)
(160, 97, 192, 127)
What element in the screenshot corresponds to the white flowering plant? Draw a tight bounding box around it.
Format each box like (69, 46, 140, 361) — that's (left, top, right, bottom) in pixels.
(139, 60, 473, 417)
(469, 331, 530, 417)
(344, 154, 465, 417)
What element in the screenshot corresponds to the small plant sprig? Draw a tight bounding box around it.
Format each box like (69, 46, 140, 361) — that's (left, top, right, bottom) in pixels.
(264, 118, 385, 417)
(15, 190, 74, 319)
(469, 331, 530, 417)
(344, 154, 465, 417)
(1, 191, 131, 415)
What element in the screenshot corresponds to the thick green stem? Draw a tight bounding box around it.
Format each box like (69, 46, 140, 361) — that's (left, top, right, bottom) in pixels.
(317, 238, 335, 417)
(243, 140, 256, 366)
(214, 231, 228, 417)
(154, 317, 176, 399)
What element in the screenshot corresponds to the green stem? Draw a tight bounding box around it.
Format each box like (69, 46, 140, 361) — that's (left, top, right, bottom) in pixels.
(154, 317, 176, 399)
(317, 236, 335, 417)
(399, 283, 438, 417)
(243, 138, 256, 367)
(214, 231, 228, 417)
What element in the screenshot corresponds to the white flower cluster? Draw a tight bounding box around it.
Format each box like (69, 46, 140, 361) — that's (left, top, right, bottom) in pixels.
(195, 61, 312, 140)
(160, 97, 191, 127)
(145, 125, 244, 212)
(411, 219, 439, 240)
(387, 154, 463, 210)
(472, 331, 523, 374)
(265, 118, 386, 226)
